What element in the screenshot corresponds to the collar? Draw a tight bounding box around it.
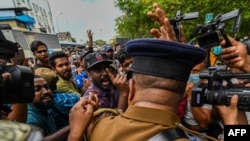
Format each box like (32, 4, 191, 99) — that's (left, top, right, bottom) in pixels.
(33, 63, 52, 70)
(57, 75, 70, 82)
(122, 105, 180, 126)
(28, 103, 49, 115)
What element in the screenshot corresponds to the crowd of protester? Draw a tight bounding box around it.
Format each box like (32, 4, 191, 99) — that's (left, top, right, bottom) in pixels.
(0, 2, 249, 141)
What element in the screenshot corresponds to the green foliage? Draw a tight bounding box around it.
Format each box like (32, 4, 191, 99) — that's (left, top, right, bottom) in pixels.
(95, 40, 106, 46)
(114, 0, 250, 40)
(71, 38, 76, 42)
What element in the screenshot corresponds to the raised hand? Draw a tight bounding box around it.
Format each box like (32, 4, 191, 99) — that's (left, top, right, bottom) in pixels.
(220, 36, 250, 72)
(87, 29, 93, 50)
(179, 25, 187, 43)
(105, 67, 128, 93)
(87, 29, 93, 40)
(68, 94, 98, 141)
(147, 3, 177, 41)
(106, 67, 128, 111)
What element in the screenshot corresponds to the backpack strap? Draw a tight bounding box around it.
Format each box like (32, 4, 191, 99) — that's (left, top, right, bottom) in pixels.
(175, 122, 220, 141)
(148, 127, 188, 141)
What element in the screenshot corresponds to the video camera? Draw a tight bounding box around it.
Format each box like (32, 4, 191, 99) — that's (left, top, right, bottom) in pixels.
(191, 66, 250, 111)
(0, 27, 34, 104)
(169, 10, 199, 41)
(190, 9, 240, 49)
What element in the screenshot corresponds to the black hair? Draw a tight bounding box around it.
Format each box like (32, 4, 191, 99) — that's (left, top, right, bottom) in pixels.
(117, 48, 132, 64)
(30, 40, 47, 53)
(73, 60, 81, 68)
(80, 50, 94, 61)
(48, 51, 68, 68)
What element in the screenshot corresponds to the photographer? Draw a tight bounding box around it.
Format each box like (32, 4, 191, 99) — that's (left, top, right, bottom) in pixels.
(0, 71, 27, 122)
(0, 30, 29, 123)
(0, 28, 46, 141)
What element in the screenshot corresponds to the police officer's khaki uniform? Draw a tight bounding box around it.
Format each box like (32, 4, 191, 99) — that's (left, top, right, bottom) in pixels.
(90, 105, 189, 141)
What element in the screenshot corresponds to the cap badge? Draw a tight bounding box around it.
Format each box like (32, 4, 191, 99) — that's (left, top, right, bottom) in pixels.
(96, 53, 103, 61)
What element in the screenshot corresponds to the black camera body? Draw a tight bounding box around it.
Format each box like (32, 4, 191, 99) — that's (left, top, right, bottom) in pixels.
(191, 66, 250, 111)
(0, 65, 34, 103)
(191, 9, 240, 49)
(169, 10, 199, 41)
(0, 28, 34, 104)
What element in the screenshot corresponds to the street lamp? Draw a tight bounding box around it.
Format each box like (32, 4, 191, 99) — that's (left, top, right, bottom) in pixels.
(56, 12, 63, 33)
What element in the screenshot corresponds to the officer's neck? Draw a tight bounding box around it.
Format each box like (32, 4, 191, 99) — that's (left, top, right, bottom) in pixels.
(133, 101, 175, 113)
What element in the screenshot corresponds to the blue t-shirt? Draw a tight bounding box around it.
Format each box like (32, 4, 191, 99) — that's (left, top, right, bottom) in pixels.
(73, 71, 88, 88)
(51, 90, 80, 130)
(27, 104, 56, 136)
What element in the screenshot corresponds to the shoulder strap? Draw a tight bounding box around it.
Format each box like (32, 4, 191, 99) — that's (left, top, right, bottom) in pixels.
(148, 122, 220, 141)
(93, 108, 123, 117)
(175, 122, 220, 141)
(148, 127, 188, 141)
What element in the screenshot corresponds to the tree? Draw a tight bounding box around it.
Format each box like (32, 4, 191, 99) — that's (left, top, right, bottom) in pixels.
(95, 40, 106, 46)
(114, 0, 250, 41)
(71, 38, 76, 42)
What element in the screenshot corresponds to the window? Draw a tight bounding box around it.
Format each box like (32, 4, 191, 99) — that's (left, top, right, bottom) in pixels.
(40, 7, 43, 13)
(32, 3, 36, 11)
(36, 5, 39, 12)
(27, 0, 31, 7)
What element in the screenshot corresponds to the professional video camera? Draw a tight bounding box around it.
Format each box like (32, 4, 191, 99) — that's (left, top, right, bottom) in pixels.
(0, 27, 34, 103)
(191, 66, 250, 111)
(169, 10, 199, 41)
(190, 9, 240, 49)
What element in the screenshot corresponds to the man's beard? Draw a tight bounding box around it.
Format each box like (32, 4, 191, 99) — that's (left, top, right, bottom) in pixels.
(39, 58, 49, 64)
(61, 73, 72, 80)
(33, 100, 53, 110)
(92, 77, 111, 91)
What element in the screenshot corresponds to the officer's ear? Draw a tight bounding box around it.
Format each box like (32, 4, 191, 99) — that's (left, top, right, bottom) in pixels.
(128, 79, 135, 105)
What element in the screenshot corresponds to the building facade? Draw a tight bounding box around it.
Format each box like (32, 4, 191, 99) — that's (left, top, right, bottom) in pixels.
(0, 0, 55, 33)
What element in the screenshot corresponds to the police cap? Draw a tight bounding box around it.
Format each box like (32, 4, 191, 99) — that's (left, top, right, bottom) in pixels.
(125, 38, 207, 82)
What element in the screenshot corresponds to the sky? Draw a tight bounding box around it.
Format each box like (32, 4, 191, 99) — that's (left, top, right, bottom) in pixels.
(48, 0, 122, 43)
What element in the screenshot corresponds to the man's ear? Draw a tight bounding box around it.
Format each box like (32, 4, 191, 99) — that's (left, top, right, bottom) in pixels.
(52, 67, 56, 72)
(128, 79, 135, 105)
(86, 71, 91, 78)
(86, 71, 93, 82)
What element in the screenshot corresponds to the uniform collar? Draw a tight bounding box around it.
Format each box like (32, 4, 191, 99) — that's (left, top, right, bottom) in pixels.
(122, 105, 180, 126)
